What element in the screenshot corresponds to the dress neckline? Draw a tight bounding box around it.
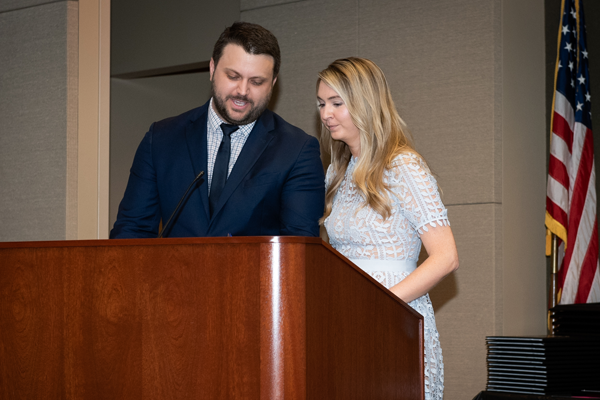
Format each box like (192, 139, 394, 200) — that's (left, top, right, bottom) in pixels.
(346, 156, 357, 176)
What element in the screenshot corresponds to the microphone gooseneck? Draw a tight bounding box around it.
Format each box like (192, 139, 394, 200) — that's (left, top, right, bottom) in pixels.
(158, 171, 205, 238)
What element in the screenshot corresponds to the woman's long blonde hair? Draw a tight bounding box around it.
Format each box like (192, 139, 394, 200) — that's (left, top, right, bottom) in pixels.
(318, 57, 420, 224)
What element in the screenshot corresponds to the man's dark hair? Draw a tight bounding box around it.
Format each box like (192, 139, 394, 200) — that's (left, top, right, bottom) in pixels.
(212, 22, 281, 78)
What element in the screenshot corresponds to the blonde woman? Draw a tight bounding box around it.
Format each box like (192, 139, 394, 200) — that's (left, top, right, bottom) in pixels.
(317, 57, 458, 400)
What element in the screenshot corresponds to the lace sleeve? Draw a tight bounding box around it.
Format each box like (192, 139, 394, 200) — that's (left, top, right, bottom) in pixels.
(388, 153, 449, 234)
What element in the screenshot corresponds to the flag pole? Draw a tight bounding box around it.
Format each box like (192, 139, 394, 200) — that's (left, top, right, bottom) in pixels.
(548, 233, 559, 335)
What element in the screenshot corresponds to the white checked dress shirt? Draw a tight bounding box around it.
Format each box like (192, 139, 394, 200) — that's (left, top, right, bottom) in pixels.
(206, 98, 256, 194)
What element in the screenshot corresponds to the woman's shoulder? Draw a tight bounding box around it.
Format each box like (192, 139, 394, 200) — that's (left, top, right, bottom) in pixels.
(388, 151, 431, 176)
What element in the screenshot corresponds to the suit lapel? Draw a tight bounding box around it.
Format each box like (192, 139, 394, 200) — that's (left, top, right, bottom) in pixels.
(185, 107, 210, 219)
(208, 110, 275, 222)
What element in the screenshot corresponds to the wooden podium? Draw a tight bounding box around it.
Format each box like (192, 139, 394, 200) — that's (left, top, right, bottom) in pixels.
(0, 237, 424, 399)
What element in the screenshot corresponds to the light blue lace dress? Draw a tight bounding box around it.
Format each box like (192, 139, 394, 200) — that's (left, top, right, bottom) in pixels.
(324, 153, 448, 400)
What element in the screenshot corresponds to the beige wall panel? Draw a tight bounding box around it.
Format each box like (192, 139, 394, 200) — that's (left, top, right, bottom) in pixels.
(494, 202, 503, 335)
(109, 73, 212, 229)
(501, 0, 546, 336)
(65, 1, 78, 239)
(359, 0, 498, 207)
(111, 0, 239, 75)
(242, 0, 358, 146)
(493, 1, 503, 207)
(430, 204, 497, 398)
(0, 2, 75, 241)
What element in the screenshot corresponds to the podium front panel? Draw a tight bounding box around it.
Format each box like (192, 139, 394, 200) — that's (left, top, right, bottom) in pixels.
(0, 237, 423, 400)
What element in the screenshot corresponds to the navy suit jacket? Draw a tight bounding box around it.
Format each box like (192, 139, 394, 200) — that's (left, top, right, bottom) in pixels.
(110, 101, 325, 238)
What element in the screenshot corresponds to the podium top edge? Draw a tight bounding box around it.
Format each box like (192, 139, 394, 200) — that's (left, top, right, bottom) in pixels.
(0, 236, 323, 249)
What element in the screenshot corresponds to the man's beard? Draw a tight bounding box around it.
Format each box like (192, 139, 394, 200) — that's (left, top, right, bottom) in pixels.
(211, 82, 272, 125)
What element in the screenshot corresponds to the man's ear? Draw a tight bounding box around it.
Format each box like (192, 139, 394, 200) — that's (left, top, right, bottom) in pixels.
(272, 76, 278, 87)
(209, 58, 215, 80)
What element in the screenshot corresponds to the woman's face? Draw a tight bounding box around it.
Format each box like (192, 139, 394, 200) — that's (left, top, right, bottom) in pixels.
(317, 81, 361, 155)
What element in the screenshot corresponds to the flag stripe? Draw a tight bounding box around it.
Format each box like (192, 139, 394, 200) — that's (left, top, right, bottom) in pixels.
(547, 175, 569, 214)
(546, 197, 569, 229)
(549, 133, 571, 167)
(552, 111, 574, 153)
(575, 219, 599, 303)
(586, 262, 600, 302)
(562, 128, 596, 303)
(554, 91, 576, 130)
(568, 127, 594, 238)
(549, 155, 570, 190)
(567, 122, 587, 194)
(560, 127, 594, 298)
(562, 169, 596, 303)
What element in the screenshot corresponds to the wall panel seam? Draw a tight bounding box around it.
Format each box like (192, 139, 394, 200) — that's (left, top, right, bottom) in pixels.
(0, 0, 74, 15)
(241, 0, 307, 13)
(445, 202, 501, 207)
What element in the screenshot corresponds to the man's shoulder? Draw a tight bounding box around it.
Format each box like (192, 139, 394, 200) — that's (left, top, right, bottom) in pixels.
(262, 109, 315, 143)
(151, 102, 209, 134)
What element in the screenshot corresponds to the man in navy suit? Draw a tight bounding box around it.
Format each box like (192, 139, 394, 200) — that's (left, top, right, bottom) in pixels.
(110, 22, 325, 239)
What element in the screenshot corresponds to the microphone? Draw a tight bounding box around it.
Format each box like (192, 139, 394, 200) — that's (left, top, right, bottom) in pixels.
(158, 171, 205, 238)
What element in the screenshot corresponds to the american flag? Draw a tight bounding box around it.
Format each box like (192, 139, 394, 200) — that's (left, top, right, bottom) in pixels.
(546, 0, 600, 304)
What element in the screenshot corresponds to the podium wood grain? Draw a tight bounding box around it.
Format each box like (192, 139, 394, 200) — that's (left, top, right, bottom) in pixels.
(0, 237, 423, 399)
